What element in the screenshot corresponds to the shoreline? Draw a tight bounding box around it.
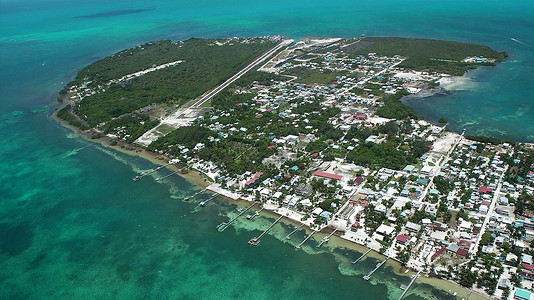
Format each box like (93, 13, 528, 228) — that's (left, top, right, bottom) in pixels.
(51, 100, 491, 300)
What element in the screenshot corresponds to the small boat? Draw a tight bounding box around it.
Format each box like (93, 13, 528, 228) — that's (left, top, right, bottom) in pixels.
(200, 201, 206, 207)
(246, 214, 253, 220)
(132, 176, 140, 182)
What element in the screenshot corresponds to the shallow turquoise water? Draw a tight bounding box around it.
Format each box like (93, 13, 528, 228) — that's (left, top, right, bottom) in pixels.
(1, 0, 533, 299)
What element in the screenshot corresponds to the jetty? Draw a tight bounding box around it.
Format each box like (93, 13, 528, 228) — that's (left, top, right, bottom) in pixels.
(285, 224, 304, 240)
(132, 161, 174, 182)
(316, 229, 337, 248)
(352, 249, 372, 264)
(155, 170, 178, 181)
(216, 202, 257, 232)
(246, 207, 263, 220)
(184, 188, 207, 201)
(398, 270, 421, 300)
(200, 193, 219, 207)
(363, 256, 389, 281)
(295, 229, 318, 249)
(248, 215, 283, 246)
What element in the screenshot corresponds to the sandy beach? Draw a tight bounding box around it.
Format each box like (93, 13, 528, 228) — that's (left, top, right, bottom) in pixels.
(52, 110, 490, 300)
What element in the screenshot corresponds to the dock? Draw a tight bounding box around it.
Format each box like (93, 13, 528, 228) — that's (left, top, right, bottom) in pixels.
(363, 256, 389, 281)
(155, 170, 178, 181)
(295, 229, 318, 249)
(216, 202, 257, 232)
(184, 188, 207, 201)
(351, 249, 372, 264)
(398, 270, 421, 300)
(200, 193, 219, 207)
(132, 161, 174, 182)
(246, 207, 263, 220)
(248, 215, 283, 246)
(285, 224, 304, 240)
(316, 229, 337, 248)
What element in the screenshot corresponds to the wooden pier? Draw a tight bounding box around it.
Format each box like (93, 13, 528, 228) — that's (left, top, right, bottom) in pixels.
(185, 188, 207, 201)
(316, 229, 337, 248)
(352, 249, 372, 264)
(246, 207, 263, 220)
(363, 256, 389, 281)
(155, 170, 178, 181)
(132, 161, 174, 182)
(295, 229, 318, 249)
(200, 193, 219, 207)
(217, 202, 257, 232)
(398, 270, 421, 300)
(285, 224, 304, 240)
(248, 215, 283, 246)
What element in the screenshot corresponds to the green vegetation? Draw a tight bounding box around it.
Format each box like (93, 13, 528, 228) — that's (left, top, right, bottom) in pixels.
(102, 113, 160, 143)
(66, 38, 276, 126)
(282, 66, 338, 85)
(346, 139, 430, 170)
(375, 91, 414, 120)
(465, 135, 515, 145)
(231, 71, 290, 88)
(56, 105, 89, 130)
(352, 37, 508, 76)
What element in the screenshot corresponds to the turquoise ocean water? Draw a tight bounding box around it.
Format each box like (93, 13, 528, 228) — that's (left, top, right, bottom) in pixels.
(1, 0, 533, 299)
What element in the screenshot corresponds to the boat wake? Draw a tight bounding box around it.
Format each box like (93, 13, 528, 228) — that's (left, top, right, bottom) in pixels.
(511, 38, 532, 48)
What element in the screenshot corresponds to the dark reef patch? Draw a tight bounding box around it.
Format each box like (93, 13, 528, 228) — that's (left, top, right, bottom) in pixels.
(76, 8, 155, 19)
(0, 221, 34, 256)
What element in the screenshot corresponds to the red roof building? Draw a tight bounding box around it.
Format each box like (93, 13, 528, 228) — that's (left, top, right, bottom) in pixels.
(456, 248, 468, 257)
(396, 234, 410, 244)
(354, 176, 364, 185)
(245, 172, 263, 186)
(478, 186, 494, 193)
(313, 169, 343, 180)
(432, 247, 447, 261)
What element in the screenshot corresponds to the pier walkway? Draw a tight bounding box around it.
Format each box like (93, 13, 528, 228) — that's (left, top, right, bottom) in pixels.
(285, 224, 304, 240)
(216, 202, 257, 232)
(248, 215, 283, 246)
(363, 256, 389, 281)
(316, 229, 337, 248)
(133, 161, 174, 182)
(295, 230, 318, 249)
(352, 249, 372, 264)
(246, 207, 263, 220)
(155, 170, 178, 181)
(398, 270, 421, 300)
(185, 188, 207, 201)
(200, 193, 219, 207)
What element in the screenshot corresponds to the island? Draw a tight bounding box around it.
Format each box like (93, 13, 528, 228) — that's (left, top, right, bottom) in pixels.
(56, 36, 534, 300)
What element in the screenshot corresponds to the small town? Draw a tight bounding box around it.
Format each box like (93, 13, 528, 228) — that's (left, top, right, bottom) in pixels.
(61, 37, 530, 299)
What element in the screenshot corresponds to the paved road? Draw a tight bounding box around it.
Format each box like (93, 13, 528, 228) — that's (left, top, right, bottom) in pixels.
(185, 40, 292, 112)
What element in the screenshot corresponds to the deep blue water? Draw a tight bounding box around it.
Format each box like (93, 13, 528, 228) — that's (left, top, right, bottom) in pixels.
(1, 0, 533, 299)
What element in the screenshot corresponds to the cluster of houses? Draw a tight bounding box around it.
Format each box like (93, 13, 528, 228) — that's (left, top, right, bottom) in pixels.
(143, 38, 534, 299)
